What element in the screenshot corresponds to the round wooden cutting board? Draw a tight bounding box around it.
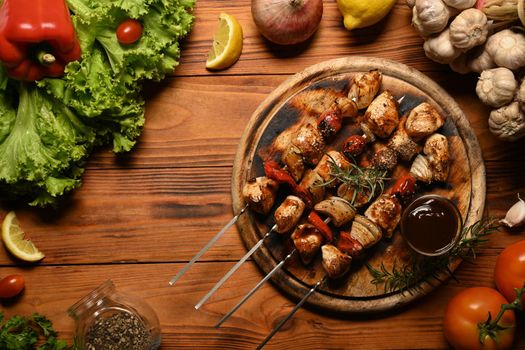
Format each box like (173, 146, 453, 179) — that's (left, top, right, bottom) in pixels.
(231, 57, 485, 314)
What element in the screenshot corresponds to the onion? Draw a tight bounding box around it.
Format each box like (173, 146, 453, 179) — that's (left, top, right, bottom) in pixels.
(251, 0, 323, 45)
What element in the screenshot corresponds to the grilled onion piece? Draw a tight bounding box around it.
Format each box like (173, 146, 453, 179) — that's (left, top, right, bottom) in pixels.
(314, 196, 356, 227)
(299, 170, 325, 204)
(349, 214, 383, 248)
(282, 145, 305, 182)
(364, 194, 402, 238)
(410, 154, 433, 183)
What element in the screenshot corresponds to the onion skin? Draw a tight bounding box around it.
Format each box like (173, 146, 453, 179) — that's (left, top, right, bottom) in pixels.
(251, 0, 323, 45)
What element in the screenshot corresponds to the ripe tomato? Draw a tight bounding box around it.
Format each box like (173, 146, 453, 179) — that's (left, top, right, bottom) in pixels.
(443, 287, 515, 350)
(0, 274, 25, 298)
(494, 240, 525, 304)
(116, 19, 143, 45)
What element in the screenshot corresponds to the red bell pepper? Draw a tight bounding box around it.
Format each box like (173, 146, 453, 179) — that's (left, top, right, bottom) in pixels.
(307, 211, 333, 243)
(0, 0, 82, 81)
(264, 160, 313, 207)
(337, 231, 363, 257)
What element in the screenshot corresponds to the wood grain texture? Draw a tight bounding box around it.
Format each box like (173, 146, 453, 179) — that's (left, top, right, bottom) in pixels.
(0, 0, 524, 348)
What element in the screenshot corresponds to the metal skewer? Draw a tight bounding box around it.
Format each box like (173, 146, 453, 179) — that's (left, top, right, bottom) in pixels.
(169, 204, 249, 286)
(256, 276, 327, 350)
(195, 224, 277, 309)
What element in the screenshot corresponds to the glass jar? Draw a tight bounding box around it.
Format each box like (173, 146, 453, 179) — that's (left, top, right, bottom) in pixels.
(68, 280, 161, 350)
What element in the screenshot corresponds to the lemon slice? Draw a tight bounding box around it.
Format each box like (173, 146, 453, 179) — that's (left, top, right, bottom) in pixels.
(2, 211, 45, 262)
(206, 12, 243, 70)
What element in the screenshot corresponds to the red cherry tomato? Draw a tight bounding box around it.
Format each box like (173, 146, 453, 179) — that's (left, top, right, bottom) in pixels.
(0, 274, 25, 298)
(443, 287, 516, 350)
(494, 240, 525, 304)
(116, 19, 143, 45)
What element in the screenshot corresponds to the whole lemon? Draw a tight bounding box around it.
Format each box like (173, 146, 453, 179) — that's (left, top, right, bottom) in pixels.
(336, 0, 397, 31)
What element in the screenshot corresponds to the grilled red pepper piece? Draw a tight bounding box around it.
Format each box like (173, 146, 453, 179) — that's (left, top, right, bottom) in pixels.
(0, 0, 82, 81)
(337, 231, 363, 257)
(389, 174, 416, 200)
(307, 211, 333, 243)
(317, 108, 342, 140)
(264, 160, 313, 207)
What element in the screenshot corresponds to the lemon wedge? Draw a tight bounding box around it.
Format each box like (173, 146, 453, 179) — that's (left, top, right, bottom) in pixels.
(2, 211, 45, 262)
(206, 12, 243, 70)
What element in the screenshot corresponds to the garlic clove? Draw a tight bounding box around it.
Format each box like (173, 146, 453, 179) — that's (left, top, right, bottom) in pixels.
(501, 194, 525, 228)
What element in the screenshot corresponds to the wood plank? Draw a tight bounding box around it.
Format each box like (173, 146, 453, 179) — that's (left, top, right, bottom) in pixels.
(0, 262, 523, 349)
(0, 160, 523, 265)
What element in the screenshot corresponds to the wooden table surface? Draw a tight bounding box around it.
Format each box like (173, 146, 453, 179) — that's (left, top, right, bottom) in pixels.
(1, 1, 525, 349)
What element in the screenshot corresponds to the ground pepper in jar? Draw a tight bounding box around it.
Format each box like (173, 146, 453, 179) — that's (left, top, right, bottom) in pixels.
(86, 311, 151, 350)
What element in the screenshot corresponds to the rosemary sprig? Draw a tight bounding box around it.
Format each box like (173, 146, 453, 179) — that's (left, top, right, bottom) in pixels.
(366, 217, 500, 294)
(320, 154, 389, 205)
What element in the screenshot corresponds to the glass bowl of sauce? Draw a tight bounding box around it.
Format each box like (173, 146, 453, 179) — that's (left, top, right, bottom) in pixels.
(400, 194, 463, 256)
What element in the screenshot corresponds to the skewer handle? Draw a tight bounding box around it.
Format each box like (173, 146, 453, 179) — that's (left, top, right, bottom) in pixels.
(195, 225, 276, 309)
(215, 249, 296, 328)
(169, 204, 249, 286)
(256, 277, 326, 350)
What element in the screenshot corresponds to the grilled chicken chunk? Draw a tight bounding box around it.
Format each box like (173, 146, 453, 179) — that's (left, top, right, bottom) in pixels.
(274, 195, 306, 234)
(348, 70, 383, 109)
(363, 91, 399, 138)
(314, 151, 350, 187)
(405, 102, 446, 141)
(291, 224, 324, 264)
(364, 194, 402, 238)
(423, 133, 450, 182)
(349, 214, 383, 248)
(371, 147, 398, 172)
(321, 244, 352, 279)
(314, 196, 356, 227)
(291, 89, 346, 117)
(242, 177, 279, 214)
(388, 116, 420, 162)
(282, 145, 305, 182)
(299, 170, 325, 204)
(291, 123, 325, 165)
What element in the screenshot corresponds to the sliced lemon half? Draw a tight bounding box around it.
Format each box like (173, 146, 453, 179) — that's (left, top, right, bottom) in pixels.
(206, 12, 243, 70)
(2, 211, 45, 262)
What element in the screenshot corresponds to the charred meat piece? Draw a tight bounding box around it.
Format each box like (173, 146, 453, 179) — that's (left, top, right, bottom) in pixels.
(242, 177, 279, 215)
(291, 123, 325, 165)
(291, 224, 324, 265)
(299, 169, 325, 204)
(410, 154, 433, 183)
(315, 151, 350, 187)
(363, 91, 399, 139)
(349, 214, 383, 248)
(334, 96, 358, 118)
(337, 183, 372, 208)
(388, 116, 420, 162)
(342, 135, 367, 158)
(405, 102, 446, 141)
(321, 244, 352, 279)
(348, 70, 383, 109)
(274, 195, 306, 234)
(290, 89, 345, 117)
(371, 147, 398, 172)
(314, 196, 356, 227)
(423, 133, 450, 182)
(364, 194, 402, 238)
(281, 145, 305, 182)
(337, 231, 364, 257)
(317, 108, 343, 140)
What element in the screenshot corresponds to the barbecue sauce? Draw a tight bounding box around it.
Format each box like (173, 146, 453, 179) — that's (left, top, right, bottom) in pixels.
(401, 195, 462, 256)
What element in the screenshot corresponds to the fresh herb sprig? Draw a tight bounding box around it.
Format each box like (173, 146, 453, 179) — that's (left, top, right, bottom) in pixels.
(320, 155, 389, 205)
(366, 217, 500, 294)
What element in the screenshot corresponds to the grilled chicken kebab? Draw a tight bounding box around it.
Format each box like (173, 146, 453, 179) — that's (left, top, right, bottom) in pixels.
(242, 69, 451, 281)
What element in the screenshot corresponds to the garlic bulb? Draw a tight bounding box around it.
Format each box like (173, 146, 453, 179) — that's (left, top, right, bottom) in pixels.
(414, 0, 451, 36)
(518, 80, 525, 111)
(442, 0, 476, 9)
(449, 9, 489, 50)
(486, 29, 525, 70)
(501, 194, 525, 228)
(476, 68, 518, 108)
(488, 102, 525, 142)
(424, 29, 462, 64)
(467, 44, 495, 73)
(449, 53, 471, 74)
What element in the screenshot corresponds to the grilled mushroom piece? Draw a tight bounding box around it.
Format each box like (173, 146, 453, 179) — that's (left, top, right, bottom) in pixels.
(315, 151, 350, 187)
(348, 70, 383, 109)
(314, 196, 356, 227)
(349, 214, 383, 248)
(364, 194, 402, 238)
(423, 133, 450, 182)
(242, 177, 279, 214)
(282, 145, 305, 182)
(388, 116, 420, 162)
(410, 154, 433, 183)
(321, 244, 352, 279)
(274, 195, 306, 234)
(363, 91, 399, 138)
(299, 170, 325, 204)
(291, 224, 324, 264)
(405, 102, 446, 141)
(291, 123, 325, 165)
(371, 147, 398, 172)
